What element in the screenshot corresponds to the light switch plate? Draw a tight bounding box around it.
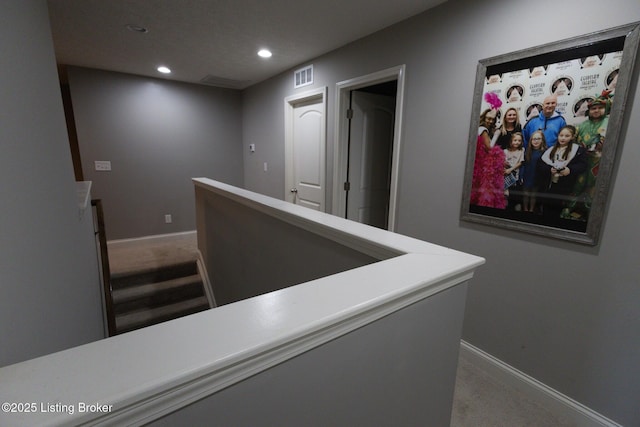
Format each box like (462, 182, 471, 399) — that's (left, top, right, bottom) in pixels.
(95, 161, 111, 171)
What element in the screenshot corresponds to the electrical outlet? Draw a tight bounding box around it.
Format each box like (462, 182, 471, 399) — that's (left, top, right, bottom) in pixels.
(164, 214, 172, 224)
(94, 161, 111, 171)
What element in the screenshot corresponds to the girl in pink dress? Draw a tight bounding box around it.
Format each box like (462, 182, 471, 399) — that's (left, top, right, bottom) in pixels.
(470, 94, 507, 209)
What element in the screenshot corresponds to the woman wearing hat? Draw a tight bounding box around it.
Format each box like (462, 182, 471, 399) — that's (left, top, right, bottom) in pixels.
(470, 93, 507, 210)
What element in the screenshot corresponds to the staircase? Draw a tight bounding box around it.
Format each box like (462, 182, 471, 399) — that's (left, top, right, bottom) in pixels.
(100, 230, 214, 336)
(110, 259, 210, 334)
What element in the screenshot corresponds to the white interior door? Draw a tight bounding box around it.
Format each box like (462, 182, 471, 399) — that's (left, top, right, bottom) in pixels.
(285, 89, 326, 211)
(347, 91, 395, 228)
(333, 65, 405, 232)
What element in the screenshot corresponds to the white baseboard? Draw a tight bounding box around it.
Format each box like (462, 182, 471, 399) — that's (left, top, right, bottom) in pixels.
(107, 230, 197, 249)
(459, 340, 622, 427)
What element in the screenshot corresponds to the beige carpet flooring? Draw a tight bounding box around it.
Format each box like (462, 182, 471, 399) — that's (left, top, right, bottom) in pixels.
(451, 355, 576, 426)
(107, 235, 576, 426)
(108, 233, 200, 276)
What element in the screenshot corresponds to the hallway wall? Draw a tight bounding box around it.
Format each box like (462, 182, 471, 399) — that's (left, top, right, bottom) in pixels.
(68, 67, 244, 240)
(0, 1, 104, 367)
(241, 0, 640, 425)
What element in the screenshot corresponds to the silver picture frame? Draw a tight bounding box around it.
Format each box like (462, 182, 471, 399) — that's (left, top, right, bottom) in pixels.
(460, 22, 640, 245)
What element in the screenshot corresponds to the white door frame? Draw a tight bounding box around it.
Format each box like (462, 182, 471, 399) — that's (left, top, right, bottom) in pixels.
(284, 86, 328, 209)
(332, 65, 406, 231)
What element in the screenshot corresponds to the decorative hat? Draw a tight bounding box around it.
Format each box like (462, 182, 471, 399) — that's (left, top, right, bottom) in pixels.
(484, 91, 502, 110)
(586, 90, 613, 114)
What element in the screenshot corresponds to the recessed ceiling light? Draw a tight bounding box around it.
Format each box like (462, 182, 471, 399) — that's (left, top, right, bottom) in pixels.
(126, 24, 148, 33)
(257, 49, 272, 58)
(157, 66, 171, 74)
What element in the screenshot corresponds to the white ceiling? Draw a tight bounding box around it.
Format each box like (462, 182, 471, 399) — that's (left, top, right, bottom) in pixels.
(47, 0, 446, 89)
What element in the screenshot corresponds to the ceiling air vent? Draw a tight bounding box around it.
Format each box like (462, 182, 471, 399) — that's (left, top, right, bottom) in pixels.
(200, 75, 250, 89)
(294, 65, 313, 88)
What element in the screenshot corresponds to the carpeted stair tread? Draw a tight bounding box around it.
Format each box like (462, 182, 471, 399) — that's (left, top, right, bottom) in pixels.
(112, 274, 203, 305)
(112, 277, 206, 316)
(111, 261, 198, 289)
(115, 296, 210, 333)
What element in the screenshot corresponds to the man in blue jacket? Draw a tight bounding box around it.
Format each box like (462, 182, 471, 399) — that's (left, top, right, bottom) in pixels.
(523, 94, 566, 150)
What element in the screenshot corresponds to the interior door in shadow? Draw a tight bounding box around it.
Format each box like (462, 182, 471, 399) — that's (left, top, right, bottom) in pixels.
(346, 89, 396, 229)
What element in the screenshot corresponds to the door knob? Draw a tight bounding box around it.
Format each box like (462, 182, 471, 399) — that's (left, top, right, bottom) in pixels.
(290, 188, 298, 193)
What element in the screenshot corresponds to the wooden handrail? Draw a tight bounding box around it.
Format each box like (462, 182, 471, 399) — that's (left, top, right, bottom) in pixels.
(91, 199, 116, 336)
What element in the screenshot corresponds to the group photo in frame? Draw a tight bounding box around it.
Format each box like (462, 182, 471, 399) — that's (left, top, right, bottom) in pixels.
(460, 22, 640, 245)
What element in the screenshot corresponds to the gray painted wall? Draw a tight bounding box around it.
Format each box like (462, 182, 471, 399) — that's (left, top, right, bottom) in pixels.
(68, 67, 244, 240)
(196, 189, 377, 305)
(0, 1, 104, 367)
(241, 0, 640, 425)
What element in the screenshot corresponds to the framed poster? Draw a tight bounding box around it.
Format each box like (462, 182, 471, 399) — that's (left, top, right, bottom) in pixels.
(460, 22, 640, 245)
